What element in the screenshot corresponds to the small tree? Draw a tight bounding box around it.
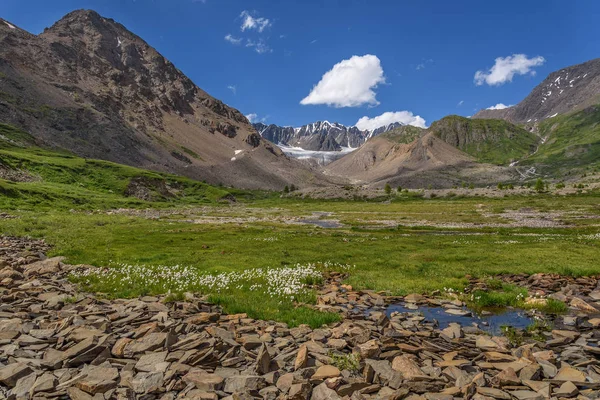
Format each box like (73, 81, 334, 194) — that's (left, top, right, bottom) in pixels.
(397, 186, 403, 193)
(283, 185, 289, 193)
(290, 184, 297, 192)
(384, 183, 392, 195)
(534, 178, 545, 193)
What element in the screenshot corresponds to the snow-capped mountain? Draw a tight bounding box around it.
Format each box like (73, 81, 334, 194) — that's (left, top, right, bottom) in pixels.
(252, 121, 403, 151)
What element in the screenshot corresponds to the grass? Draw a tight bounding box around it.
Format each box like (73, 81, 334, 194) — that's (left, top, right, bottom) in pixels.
(1, 122, 600, 328)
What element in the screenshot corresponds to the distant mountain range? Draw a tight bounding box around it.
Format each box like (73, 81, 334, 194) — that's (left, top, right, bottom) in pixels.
(252, 121, 403, 151)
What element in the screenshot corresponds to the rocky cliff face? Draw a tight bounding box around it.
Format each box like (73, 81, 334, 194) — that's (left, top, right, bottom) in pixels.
(253, 121, 403, 151)
(473, 58, 600, 123)
(0, 10, 329, 190)
(428, 116, 539, 165)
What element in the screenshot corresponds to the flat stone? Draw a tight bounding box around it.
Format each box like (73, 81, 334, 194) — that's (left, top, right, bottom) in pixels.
(554, 365, 586, 382)
(588, 318, 600, 328)
(445, 309, 470, 316)
(183, 370, 224, 391)
(494, 367, 520, 387)
(476, 387, 511, 399)
(67, 387, 93, 400)
(391, 355, 429, 381)
(312, 365, 341, 380)
(508, 390, 544, 400)
(356, 339, 380, 359)
(131, 371, 164, 394)
(75, 367, 119, 394)
(570, 297, 598, 313)
(312, 382, 341, 400)
(223, 375, 266, 393)
(294, 345, 308, 371)
(135, 351, 168, 372)
(288, 382, 312, 399)
(32, 372, 58, 394)
(124, 332, 167, 355)
(441, 323, 462, 339)
(10, 371, 37, 399)
(255, 344, 271, 375)
(0, 363, 34, 387)
(554, 381, 579, 397)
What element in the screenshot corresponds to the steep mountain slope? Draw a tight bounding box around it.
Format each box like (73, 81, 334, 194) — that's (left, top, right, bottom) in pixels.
(428, 116, 539, 165)
(473, 58, 600, 123)
(253, 121, 403, 151)
(0, 11, 328, 190)
(518, 105, 600, 175)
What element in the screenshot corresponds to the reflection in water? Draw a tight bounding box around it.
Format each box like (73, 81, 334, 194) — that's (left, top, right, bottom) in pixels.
(386, 303, 534, 335)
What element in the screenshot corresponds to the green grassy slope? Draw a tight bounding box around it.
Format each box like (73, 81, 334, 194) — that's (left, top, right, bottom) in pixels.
(0, 123, 239, 210)
(428, 115, 539, 165)
(522, 105, 600, 176)
(379, 125, 424, 144)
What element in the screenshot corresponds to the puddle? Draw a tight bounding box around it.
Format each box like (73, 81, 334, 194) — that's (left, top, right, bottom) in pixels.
(386, 303, 534, 336)
(298, 219, 343, 228)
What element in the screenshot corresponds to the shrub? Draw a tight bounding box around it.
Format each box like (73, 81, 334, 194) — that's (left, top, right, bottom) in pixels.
(283, 185, 289, 193)
(384, 183, 392, 195)
(397, 186, 402, 193)
(329, 352, 361, 372)
(534, 178, 545, 193)
(555, 183, 565, 189)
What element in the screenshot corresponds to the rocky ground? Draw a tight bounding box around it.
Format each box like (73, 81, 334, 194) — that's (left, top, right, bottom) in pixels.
(1, 236, 600, 400)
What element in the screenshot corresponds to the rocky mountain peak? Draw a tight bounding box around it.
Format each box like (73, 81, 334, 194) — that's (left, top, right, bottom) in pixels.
(474, 58, 600, 123)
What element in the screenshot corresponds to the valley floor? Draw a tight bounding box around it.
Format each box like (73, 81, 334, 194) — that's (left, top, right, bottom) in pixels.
(1, 192, 600, 326)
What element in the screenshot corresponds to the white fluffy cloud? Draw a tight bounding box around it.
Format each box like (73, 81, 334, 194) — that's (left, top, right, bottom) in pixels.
(355, 111, 427, 131)
(486, 103, 512, 110)
(240, 11, 271, 32)
(474, 54, 545, 86)
(301, 55, 386, 108)
(224, 34, 242, 45)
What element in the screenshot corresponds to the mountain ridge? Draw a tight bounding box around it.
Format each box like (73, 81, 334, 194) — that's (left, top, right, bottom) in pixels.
(252, 121, 403, 151)
(0, 10, 331, 190)
(473, 58, 600, 123)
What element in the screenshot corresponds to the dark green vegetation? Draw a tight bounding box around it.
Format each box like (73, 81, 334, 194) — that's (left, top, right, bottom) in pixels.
(466, 280, 568, 314)
(522, 105, 600, 175)
(429, 115, 539, 165)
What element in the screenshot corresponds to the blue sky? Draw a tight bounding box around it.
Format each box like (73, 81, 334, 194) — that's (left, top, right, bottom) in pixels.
(1, 0, 599, 129)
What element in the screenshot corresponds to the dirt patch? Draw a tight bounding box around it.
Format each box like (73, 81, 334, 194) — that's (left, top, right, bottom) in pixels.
(0, 164, 39, 182)
(124, 176, 180, 201)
